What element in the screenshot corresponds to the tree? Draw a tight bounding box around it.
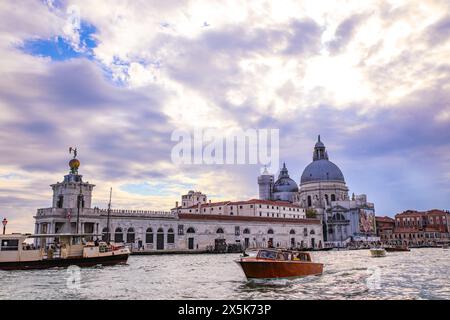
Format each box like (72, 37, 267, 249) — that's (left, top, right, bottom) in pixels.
(306, 208, 317, 219)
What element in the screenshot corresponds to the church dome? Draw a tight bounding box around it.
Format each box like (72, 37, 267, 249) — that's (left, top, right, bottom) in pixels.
(273, 163, 299, 193)
(301, 159, 345, 184)
(300, 135, 345, 184)
(273, 177, 299, 193)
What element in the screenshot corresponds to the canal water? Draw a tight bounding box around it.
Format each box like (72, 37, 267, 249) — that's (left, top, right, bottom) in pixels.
(0, 248, 449, 300)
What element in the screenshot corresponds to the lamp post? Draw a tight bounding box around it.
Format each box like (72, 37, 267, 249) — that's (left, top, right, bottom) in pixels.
(2, 218, 7, 235)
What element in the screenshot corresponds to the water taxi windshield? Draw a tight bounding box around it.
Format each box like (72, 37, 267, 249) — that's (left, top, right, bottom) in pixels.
(258, 250, 278, 259)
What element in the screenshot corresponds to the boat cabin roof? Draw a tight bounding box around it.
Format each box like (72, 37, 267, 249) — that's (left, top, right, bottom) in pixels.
(256, 248, 312, 261)
(0, 233, 101, 240)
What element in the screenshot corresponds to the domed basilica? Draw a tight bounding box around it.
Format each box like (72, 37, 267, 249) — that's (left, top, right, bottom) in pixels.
(296, 135, 350, 209)
(258, 135, 377, 243)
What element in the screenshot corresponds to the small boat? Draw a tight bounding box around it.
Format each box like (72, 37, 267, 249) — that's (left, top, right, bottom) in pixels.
(236, 248, 323, 279)
(370, 248, 386, 257)
(384, 245, 410, 252)
(0, 233, 130, 270)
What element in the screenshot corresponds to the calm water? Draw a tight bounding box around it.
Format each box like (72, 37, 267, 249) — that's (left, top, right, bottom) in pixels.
(0, 248, 449, 300)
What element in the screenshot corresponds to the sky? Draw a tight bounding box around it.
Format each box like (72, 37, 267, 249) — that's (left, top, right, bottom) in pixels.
(0, 0, 449, 233)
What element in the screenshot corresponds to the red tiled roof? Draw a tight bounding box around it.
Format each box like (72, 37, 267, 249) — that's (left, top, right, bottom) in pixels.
(174, 199, 301, 210)
(396, 209, 449, 217)
(178, 213, 320, 225)
(375, 216, 395, 222)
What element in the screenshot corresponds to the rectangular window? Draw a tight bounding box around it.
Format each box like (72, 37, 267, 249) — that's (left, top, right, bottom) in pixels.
(235, 226, 240, 236)
(178, 225, 184, 235)
(250, 205, 253, 208)
(1, 239, 19, 251)
(239, 206, 243, 209)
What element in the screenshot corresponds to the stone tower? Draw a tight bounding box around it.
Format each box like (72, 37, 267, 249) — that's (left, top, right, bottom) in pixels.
(51, 149, 95, 210)
(257, 166, 274, 200)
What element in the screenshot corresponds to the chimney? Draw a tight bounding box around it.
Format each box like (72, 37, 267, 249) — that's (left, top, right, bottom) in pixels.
(175, 201, 178, 208)
(209, 200, 211, 204)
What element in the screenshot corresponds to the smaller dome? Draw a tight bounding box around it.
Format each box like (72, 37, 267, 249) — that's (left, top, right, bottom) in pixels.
(273, 163, 298, 193)
(273, 177, 299, 193)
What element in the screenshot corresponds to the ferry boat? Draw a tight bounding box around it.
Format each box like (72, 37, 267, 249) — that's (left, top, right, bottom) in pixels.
(369, 248, 386, 257)
(236, 248, 323, 279)
(0, 233, 130, 270)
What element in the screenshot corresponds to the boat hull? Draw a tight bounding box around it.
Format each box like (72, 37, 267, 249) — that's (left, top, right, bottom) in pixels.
(370, 249, 386, 257)
(0, 252, 129, 270)
(236, 259, 323, 279)
(384, 247, 410, 252)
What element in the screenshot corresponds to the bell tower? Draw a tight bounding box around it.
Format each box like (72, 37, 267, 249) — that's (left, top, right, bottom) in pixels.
(258, 166, 274, 200)
(51, 148, 95, 209)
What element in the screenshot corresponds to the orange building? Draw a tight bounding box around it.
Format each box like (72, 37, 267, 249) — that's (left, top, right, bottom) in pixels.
(390, 209, 450, 246)
(375, 216, 395, 242)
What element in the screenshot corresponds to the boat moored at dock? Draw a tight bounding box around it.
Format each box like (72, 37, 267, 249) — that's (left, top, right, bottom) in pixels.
(0, 233, 130, 270)
(236, 248, 323, 280)
(384, 245, 410, 252)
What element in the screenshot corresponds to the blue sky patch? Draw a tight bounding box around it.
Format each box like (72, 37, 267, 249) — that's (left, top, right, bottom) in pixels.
(21, 21, 97, 61)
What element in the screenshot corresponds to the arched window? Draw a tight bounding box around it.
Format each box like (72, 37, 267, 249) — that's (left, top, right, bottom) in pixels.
(114, 227, 123, 243)
(307, 195, 312, 207)
(102, 227, 109, 241)
(167, 228, 175, 244)
(243, 228, 250, 234)
(157, 228, 164, 233)
(57, 195, 64, 208)
(268, 229, 274, 234)
(310, 229, 315, 235)
(216, 228, 224, 234)
(187, 227, 195, 233)
(289, 229, 295, 234)
(331, 194, 336, 202)
(127, 228, 135, 243)
(146, 228, 153, 244)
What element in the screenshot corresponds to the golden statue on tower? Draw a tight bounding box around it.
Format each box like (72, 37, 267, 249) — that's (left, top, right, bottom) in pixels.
(69, 147, 80, 174)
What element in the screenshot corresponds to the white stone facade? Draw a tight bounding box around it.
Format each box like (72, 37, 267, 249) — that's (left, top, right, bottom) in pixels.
(34, 159, 323, 252)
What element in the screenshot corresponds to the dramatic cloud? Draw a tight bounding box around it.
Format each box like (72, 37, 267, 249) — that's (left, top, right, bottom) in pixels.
(0, 0, 449, 232)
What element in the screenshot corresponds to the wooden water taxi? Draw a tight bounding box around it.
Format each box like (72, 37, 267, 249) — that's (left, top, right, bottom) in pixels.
(0, 233, 130, 270)
(236, 249, 323, 280)
(369, 248, 386, 257)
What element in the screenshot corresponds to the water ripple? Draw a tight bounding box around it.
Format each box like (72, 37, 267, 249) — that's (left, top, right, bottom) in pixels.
(0, 248, 448, 299)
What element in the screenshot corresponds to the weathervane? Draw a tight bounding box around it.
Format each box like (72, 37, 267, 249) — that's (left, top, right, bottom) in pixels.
(69, 147, 78, 159)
